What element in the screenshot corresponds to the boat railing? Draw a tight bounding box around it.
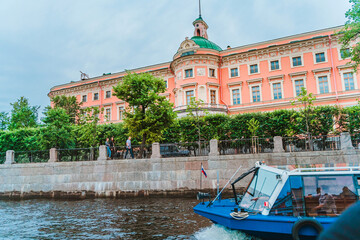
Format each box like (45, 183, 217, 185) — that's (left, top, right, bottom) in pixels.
(290, 165, 360, 173)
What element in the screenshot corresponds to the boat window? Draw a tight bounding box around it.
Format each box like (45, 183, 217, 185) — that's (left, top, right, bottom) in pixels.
(303, 175, 357, 217)
(289, 176, 305, 216)
(270, 180, 293, 216)
(240, 168, 279, 212)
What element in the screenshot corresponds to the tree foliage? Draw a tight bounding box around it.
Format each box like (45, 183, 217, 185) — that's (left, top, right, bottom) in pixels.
(113, 72, 176, 155)
(0, 112, 9, 130)
(339, 0, 360, 70)
(51, 95, 82, 124)
(40, 107, 74, 149)
(8, 97, 39, 130)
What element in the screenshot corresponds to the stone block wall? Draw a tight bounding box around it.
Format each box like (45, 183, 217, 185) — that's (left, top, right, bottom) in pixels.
(0, 150, 359, 199)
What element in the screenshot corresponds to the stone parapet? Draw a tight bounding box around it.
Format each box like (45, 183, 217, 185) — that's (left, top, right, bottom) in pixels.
(0, 149, 359, 199)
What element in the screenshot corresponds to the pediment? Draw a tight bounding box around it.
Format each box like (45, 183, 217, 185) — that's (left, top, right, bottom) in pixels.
(177, 37, 200, 54)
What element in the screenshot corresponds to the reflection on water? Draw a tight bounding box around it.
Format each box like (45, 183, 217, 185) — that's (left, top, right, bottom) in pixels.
(0, 198, 252, 240)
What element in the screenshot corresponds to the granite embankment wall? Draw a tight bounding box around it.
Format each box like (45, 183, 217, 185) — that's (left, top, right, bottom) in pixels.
(1, 149, 360, 199)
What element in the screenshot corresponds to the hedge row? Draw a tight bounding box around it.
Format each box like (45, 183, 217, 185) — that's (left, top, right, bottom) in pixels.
(0, 105, 359, 152)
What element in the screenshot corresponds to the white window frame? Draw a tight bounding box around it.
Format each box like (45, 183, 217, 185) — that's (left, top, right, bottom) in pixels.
(208, 68, 217, 78)
(208, 88, 218, 105)
(270, 80, 284, 100)
(117, 105, 125, 120)
(184, 88, 196, 105)
(315, 73, 332, 94)
(338, 47, 351, 60)
(93, 92, 99, 101)
(230, 86, 242, 105)
(249, 84, 262, 103)
(229, 67, 240, 78)
(184, 68, 194, 79)
(313, 51, 328, 64)
(293, 78, 306, 97)
(248, 62, 260, 75)
(290, 55, 304, 68)
(290, 75, 307, 97)
(340, 71, 358, 91)
(105, 107, 112, 121)
(105, 90, 112, 99)
(268, 59, 281, 72)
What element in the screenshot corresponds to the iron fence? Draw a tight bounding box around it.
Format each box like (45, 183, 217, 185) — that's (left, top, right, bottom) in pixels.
(351, 133, 360, 149)
(113, 144, 152, 159)
(0, 152, 5, 164)
(219, 137, 274, 155)
(283, 135, 340, 152)
(160, 141, 209, 158)
(14, 150, 49, 163)
(57, 147, 99, 162)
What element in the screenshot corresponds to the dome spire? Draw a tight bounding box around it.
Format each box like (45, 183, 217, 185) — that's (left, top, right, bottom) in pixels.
(199, 0, 202, 18)
(193, 0, 208, 39)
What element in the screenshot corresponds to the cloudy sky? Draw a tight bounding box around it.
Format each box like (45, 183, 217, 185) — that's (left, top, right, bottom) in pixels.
(0, 0, 351, 117)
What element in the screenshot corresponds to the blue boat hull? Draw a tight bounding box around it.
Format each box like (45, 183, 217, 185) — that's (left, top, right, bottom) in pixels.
(194, 199, 337, 240)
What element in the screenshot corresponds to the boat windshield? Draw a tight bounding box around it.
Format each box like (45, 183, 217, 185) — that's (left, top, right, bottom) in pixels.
(240, 168, 279, 212)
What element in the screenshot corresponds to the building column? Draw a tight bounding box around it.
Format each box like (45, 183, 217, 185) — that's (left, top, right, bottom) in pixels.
(151, 142, 161, 159)
(97, 145, 107, 161)
(209, 139, 219, 156)
(5, 150, 15, 165)
(340, 132, 354, 150)
(48, 148, 58, 162)
(273, 136, 285, 153)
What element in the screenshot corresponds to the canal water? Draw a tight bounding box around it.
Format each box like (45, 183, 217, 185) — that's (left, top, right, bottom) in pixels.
(0, 197, 256, 240)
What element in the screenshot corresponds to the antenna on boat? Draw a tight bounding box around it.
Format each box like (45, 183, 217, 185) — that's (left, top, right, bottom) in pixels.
(208, 165, 242, 207)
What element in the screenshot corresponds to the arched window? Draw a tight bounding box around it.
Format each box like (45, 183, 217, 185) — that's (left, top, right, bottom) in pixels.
(197, 29, 201, 36)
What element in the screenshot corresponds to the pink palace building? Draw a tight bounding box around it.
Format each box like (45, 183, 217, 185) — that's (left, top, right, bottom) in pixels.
(49, 15, 360, 122)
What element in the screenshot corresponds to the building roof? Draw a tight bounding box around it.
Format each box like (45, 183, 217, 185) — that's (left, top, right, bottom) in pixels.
(191, 36, 222, 51)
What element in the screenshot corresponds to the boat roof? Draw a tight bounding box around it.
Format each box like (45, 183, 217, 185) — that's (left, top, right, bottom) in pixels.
(262, 162, 360, 176)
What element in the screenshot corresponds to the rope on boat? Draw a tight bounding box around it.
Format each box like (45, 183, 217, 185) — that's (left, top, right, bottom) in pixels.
(230, 211, 249, 220)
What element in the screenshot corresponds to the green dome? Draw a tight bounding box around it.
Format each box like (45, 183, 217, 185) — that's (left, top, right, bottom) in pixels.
(191, 36, 222, 51)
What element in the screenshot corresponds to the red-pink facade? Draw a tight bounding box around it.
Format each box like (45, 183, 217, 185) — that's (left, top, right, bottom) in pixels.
(49, 18, 360, 123)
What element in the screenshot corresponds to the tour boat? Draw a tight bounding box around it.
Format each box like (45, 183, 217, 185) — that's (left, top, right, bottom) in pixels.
(194, 162, 360, 240)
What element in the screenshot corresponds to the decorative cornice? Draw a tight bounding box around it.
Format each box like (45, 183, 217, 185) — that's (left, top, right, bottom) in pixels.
(115, 101, 125, 105)
(268, 74, 285, 81)
(180, 82, 198, 88)
(246, 78, 263, 84)
(337, 64, 355, 70)
(289, 71, 308, 77)
(227, 81, 243, 87)
(206, 82, 220, 87)
(312, 67, 332, 74)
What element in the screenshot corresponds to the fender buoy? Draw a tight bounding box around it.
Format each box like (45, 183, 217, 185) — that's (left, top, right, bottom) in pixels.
(292, 218, 323, 240)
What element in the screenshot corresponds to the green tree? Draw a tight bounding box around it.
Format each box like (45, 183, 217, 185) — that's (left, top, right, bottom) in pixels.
(0, 112, 9, 130)
(9, 97, 39, 130)
(339, 0, 360, 70)
(292, 88, 316, 149)
(186, 97, 208, 152)
(113, 72, 176, 157)
(51, 95, 82, 124)
(76, 107, 102, 147)
(40, 107, 74, 149)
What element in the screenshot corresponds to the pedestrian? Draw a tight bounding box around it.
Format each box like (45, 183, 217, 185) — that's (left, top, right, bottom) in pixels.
(109, 137, 115, 159)
(124, 136, 134, 159)
(105, 138, 111, 159)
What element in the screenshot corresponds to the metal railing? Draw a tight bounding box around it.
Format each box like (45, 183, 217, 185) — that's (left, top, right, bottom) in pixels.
(283, 135, 340, 152)
(57, 147, 99, 162)
(0, 152, 5, 164)
(113, 144, 152, 159)
(14, 150, 49, 163)
(219, 137, 274, 155)
(159, 141, 210, 158)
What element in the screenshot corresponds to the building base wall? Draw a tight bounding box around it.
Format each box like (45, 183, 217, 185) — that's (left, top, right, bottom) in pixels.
(0, 150, 359, 199)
